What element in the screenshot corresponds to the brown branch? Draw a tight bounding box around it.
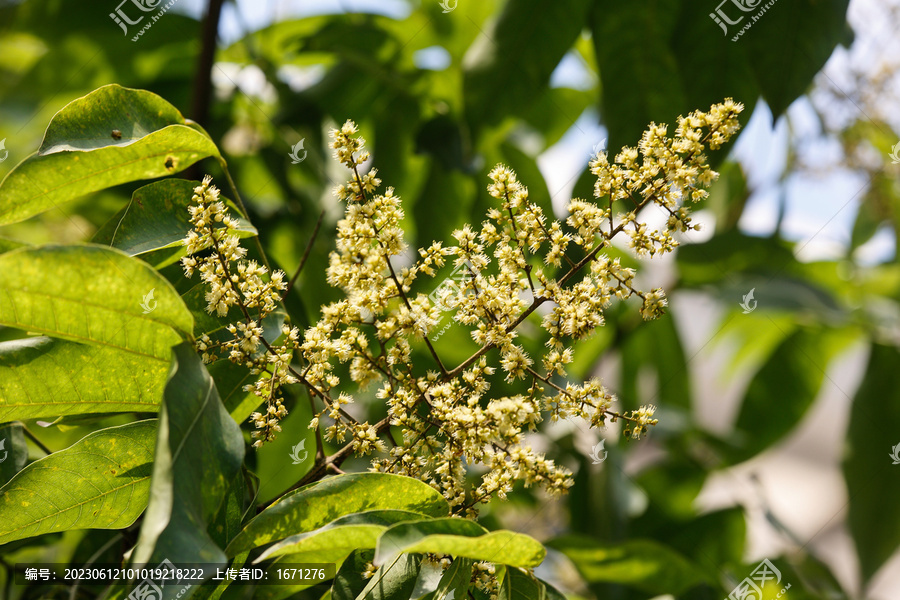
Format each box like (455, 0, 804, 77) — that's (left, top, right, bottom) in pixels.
(190, 0, 225, 128)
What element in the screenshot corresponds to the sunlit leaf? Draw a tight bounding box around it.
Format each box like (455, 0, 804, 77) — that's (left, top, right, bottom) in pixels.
(0, 420, 157, 544)
(0, 245, 193, 359)
(0, 84, 221, 225)
(0, 337, 168, 421)
(226, 473, 450, 556)
(374, 518, 545, 569)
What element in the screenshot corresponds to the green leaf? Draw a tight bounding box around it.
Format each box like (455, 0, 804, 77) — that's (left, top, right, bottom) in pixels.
(0, 245, 194, 359)
(333, 549, 377, 600)
(0, 420, 156, 544)
(0, 423, 28, 486)
(499, 567, 545, 600)
(0, 337, 169, 421)
(547, 536, 707, 596)
(732, 328, 839, 462)
(743, 0, 852, 118)
(258, 510, 426, 562)
(0, 84, 221, 225)
(207, 360, 263, 424)
(463, 0, 592, 132)
(356, 552, 421, 600)
(226, 473, 450, 556)
(131, 343, 245, 566)
(434, 557, 473, 600)
(0, 237, 28, 254)
(374, 518, 545, 569)
(590, 0, 686, 151)
(537, 578, 565, 600)
(844, 343, 900, 583)
(92, 179, 257, 266)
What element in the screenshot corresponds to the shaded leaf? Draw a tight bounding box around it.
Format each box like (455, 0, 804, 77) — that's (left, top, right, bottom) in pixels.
(332, 549, 376, 600)
(498, 567, 545, 600)
(547, 536, 707, 596)
(590, 0, 685, 151)
(844, 343, 900, 583)
(0, 423, 28, 486)
(463, 0, 592, 132)
(356, 552, 421, 600)
(131, 343, 245, 566)
(732, 328, 839, 462)
(92, 179, 256, 266)
(743, 0, 852, 118)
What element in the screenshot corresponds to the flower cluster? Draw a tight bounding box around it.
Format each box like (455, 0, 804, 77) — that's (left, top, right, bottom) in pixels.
(181, 99, 742, 514)
(181, 176, 299, 447)
(290, 101, 742, 516)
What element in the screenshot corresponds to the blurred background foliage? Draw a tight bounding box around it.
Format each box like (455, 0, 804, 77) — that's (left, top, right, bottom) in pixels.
(2, 0, 900, 598)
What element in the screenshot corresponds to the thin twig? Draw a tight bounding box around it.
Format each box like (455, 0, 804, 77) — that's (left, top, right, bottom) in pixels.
(219, 162, 273, 272)
(16, 422, 52, 455)
(284, 209, 326, 298)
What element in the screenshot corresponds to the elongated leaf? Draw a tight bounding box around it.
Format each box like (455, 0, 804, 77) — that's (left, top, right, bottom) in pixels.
(258, 510, 426, 562)
(0, 127, 220, 226)
(743, 0, 852, 118)
(0, 84, 221, 225)
(547, 536, 707, 596)
(0, 245, 193, 360)
(0, 337, 168, 421)
(434, 557, 473, 600)
(844, 343, 900, 583)
(131, 343, 245, 566)
(463, 0, 592, 131)
(375, 518, 545, 569)
(590, 0, 685, 151)
(227, 473, 450, 556)
(333, 550, 376, 600)
(92, 179, 257, 263)
(499, 567, 545, 600)
(538, 579, 565, 600)
(732, 329, 836, 462)
(356, 553, 421, 600)
(37, 84, 187, 153)
(0, 420, 157, 544)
